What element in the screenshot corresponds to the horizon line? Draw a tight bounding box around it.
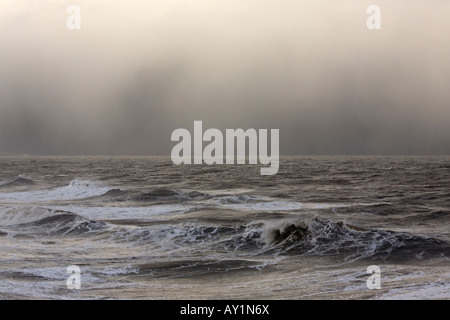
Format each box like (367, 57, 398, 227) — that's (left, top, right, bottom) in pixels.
(1, 154, 450, 157)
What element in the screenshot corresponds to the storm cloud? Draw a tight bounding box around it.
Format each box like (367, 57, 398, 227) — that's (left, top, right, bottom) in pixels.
(1, 0, 449, 155)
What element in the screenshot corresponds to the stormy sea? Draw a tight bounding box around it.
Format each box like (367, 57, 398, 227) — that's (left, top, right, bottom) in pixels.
(0, 156, 449, 300)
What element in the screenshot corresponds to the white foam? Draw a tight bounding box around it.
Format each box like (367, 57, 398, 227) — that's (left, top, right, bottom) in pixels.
(0, 179, 111, 202)
(382, 285, 450, 300)
(48, 204, 191, 221)
(205, 189, 254, 195)
(223, 200, 305, 211)
(99, 266, 139, 276)
(0, 266, 102, 299)
(379, 270, 450, 300)
(216, 199, 392, 212)
(0, 206, 65, 226)
(19, 266, 75, 280)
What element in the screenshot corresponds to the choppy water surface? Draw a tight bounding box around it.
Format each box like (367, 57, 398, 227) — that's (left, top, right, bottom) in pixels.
(0, 156, 449, 299)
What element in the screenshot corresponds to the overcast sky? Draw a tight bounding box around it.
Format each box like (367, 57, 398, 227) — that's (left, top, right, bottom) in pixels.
(1, 0, 449, 155)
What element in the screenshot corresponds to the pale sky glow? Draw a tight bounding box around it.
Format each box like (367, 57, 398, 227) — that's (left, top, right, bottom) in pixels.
(0, 0, 449, 155)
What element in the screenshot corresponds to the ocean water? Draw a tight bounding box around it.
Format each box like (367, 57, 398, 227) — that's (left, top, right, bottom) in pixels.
(0, 156, 449, 300)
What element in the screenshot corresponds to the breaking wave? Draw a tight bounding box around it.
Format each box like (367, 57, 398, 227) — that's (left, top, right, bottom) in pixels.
(131, 189, 208, 202)
(252, 218, 449, 261)
(0, 206, 106, 236)
(0, 175, 34, 188)
(0, 179, 113, 202)
(3, 204, 446, 262)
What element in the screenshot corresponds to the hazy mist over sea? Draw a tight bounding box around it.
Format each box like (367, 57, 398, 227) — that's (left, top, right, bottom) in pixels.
(1, 0, 450, 155)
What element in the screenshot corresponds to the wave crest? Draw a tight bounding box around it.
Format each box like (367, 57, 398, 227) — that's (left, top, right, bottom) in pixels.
(0, 175, 34, 188)
(256, 218, 449, 261)
(0, 206, 107, 236)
